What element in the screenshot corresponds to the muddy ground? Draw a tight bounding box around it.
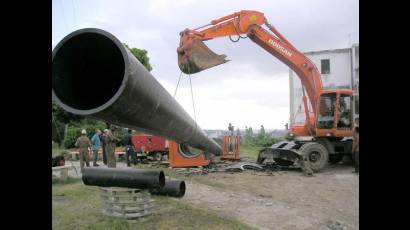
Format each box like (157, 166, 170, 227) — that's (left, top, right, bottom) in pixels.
(59, 159, 358, 230)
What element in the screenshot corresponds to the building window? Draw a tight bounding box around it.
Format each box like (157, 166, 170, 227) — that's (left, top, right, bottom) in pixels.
(321, 59, 330, 74)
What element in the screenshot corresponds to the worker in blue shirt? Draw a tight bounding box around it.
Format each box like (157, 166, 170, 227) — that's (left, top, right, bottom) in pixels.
(91, 129, 102, 167)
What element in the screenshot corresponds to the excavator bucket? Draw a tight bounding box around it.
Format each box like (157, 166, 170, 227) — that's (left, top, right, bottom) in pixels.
(178, 37, 229, 74)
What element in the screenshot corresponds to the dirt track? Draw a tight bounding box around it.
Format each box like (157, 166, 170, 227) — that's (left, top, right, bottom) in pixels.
(182, 164, 358, 230)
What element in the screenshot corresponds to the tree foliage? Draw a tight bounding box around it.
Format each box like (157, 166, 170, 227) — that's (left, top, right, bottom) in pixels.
(123, 43, 152, 71)
(243, 125, 280, 147)
(244, 126, 254, 145)
(64, 119, 107, 148)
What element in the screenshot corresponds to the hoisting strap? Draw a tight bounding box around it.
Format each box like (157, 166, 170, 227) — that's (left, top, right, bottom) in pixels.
(173, 71, 183, 98)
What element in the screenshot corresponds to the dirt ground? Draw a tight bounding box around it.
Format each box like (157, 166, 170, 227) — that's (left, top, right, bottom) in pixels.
(60, 158, 358, 230)
(183, 164, 359, 230)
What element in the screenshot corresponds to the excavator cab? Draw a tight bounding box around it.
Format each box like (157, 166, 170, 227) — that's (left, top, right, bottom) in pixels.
(177, 30, 229, 74)
(315, 91, 354, 137)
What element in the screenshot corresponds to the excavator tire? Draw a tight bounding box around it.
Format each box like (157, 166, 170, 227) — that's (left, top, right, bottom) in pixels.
(299, 142, 329, 172)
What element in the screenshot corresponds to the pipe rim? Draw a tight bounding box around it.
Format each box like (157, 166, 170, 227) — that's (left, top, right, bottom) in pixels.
(52, 28, 130, 115)
(179, 181, 186, 197)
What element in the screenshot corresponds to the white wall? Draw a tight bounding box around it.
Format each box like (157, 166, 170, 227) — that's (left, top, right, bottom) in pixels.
(289, 46, 358, 125)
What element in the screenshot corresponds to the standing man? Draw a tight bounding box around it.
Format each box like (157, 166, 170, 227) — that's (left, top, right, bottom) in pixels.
(91, 129, 102, 167)
(75, 129, 92, 172)
(101, 129, 108, 165)
(106, 125, 120, 168)
(228, 123, 234, 136)
(352, 118, 359, 173)
(124, 129, 137, 167)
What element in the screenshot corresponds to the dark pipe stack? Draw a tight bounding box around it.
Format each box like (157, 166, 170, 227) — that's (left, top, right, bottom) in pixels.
(82, 168, 186, 198)
(82, 168, 165, 189)
(149, 180, 186, 198)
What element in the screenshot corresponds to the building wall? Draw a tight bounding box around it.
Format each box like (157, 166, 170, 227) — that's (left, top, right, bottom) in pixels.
(289, 44, 359, 125)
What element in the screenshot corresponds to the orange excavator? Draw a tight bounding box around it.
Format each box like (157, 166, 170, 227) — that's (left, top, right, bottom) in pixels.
(177, 10, 356, 172)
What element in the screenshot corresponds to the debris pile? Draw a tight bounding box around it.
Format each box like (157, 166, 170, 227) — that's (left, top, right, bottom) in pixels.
(224, 162, 264, 172)
(172, 167, 208, 175)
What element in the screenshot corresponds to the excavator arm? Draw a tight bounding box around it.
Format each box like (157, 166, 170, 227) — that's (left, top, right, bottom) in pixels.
(177, 10, 322, 132)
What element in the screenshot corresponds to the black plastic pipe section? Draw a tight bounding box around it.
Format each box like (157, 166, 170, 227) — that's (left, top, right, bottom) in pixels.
(52, 28, 222, 156)
(149, 180, 186, 198)
(82, 167, 165, 189)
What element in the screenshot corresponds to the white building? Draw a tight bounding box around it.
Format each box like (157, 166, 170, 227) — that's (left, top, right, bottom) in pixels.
(289, 44, 359, 126)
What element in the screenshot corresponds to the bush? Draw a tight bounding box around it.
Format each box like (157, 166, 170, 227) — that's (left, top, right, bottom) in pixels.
(52, 141, 60, 149)
(115, 127, 129, 147)
(64, 120, 107, 148)
(254, 136, 280, 147)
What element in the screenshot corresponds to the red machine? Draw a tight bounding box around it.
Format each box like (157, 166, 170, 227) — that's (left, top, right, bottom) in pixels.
(131, 134, 168, 154)
(168, 141, 210, 167)
(131, 134, 210, 167)
(177, 10, 357, 172)
(52, 155, 65, 167)
(131, 134, 168, 160)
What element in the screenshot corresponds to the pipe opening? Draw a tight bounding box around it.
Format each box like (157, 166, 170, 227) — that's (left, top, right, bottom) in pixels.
(52, 32, 125, 110)
(179, 143, 202, 158)
(179, 181, 186, 197)
(158, 171, 165, 188)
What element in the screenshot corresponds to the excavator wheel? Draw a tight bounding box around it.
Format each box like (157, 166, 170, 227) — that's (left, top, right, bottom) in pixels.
(299, 142, 329, 172)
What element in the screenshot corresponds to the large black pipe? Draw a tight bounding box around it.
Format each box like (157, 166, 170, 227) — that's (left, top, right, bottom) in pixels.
(52, 28, 222, 155)
(149, 180, 186, 198)
(82, 167, 165, 189)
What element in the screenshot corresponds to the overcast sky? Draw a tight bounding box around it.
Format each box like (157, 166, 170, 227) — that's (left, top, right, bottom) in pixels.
(52, 0, 359, 130)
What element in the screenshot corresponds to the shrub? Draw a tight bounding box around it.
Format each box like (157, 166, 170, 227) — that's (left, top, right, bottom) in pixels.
(64, 120, 107, 148)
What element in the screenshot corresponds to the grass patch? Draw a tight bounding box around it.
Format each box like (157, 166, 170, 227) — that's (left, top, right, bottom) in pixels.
(240, 145, 263, 160)
(52, 177, 81, 185)
(52, 180, 255, 230)
(52, 149, 64, 158)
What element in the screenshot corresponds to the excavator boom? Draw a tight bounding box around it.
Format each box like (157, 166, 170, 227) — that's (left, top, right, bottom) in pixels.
(177, 10, 322, 128)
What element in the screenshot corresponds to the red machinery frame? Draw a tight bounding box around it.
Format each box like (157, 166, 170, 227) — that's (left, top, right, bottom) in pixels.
(168, 141, 210, 168)
(221, 135, 241, 160)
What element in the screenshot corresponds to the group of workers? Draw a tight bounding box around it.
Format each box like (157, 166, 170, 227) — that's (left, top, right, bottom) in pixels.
(74, 125, 137, 172)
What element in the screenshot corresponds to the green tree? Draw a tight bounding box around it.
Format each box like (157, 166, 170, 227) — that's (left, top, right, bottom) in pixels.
(241, 124, 279, 147)
(258, 125, 266, 140)
(52, 103, 85, 146)
(52, 103, 84, 124)
(123, 43, 152, 71)
(63, 119, 107, 148)
(244, 126, 254, 145)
